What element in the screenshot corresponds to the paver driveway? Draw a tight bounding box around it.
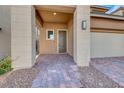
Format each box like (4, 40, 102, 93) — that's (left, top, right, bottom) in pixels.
(32, 54, 82, 88)
(91, 57, 124, 87)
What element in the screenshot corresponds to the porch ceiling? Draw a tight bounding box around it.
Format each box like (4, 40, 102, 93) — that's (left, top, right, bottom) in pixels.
(35, 5, 75, 23)
(35, 5, 76, 14)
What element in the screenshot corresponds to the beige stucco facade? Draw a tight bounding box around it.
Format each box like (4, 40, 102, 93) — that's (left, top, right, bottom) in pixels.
(67, 18, 73, 56)
(11, 6, 36, 69)
(73, 6, 90, 66)
(39, 22, 67, 54)
(0, 6, 11, 59)
(1, 5, 124, 70)
(38, 19, 73, 56)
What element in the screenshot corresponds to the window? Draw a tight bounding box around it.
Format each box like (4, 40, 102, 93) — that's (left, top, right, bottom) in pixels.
(46, 29, 54, 40)
(35, 26, 40, 36)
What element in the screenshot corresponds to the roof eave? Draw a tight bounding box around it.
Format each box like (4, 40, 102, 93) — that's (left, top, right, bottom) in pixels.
(91, 12, 124, 20)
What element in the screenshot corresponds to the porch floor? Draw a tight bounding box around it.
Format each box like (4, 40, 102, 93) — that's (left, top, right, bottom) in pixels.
(91, 57, 124, 87)
(32, 54, 82, 88)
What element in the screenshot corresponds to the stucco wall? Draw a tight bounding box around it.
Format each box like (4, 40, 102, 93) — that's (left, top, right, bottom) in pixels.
(39, 22, 67, 54)
(36, 16, 43, 55)
(91, 32, 124, 58)
(0, 6, 11, 59)
(31, 6, 36, 65)
(67, 18, 73, 56)
(73, 9, 77, 62)
(73, 6, 90, 66)
(11, 6, 36, 69)
(36, 18, 43, 30)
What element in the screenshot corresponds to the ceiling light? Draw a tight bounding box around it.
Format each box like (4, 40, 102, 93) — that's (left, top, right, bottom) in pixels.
(53, 12, 57, 16)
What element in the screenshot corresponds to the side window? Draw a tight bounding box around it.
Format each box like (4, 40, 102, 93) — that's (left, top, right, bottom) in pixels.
(46, 29, 54, 40)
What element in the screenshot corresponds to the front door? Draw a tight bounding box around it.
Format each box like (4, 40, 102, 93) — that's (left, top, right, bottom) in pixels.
(58, 31, 67, 53)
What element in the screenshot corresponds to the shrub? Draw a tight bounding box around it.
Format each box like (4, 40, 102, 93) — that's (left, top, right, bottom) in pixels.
(0, 56, 12, 75)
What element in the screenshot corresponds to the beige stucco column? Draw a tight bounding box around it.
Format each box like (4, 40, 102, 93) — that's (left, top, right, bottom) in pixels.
(73, 5, 90, 66)
(11, 6, 36, 69)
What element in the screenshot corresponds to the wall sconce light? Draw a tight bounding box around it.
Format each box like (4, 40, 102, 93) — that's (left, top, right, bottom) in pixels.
(0, 27, 2, 31)
(81, 20, 87, 30)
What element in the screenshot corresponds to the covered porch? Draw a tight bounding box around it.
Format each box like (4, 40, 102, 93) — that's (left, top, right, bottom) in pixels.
(35, 5, 75, 56)
(35, 5, 91, 67)
(11, 5, 90, 69)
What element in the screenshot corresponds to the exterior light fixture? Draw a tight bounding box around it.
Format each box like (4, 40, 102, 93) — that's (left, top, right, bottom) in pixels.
(53, 12, 57, 16)
(81, 20, 87, 30)
(0, 27, 2, 31)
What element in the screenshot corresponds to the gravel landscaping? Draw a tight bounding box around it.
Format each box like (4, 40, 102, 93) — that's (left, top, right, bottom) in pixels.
(81, 67, 119, 88)
(0, 67, 39, 88)
(79, 66, 120, 88)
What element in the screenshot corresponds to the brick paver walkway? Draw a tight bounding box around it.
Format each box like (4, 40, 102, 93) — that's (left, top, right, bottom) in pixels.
(32, 54, 82, 88)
